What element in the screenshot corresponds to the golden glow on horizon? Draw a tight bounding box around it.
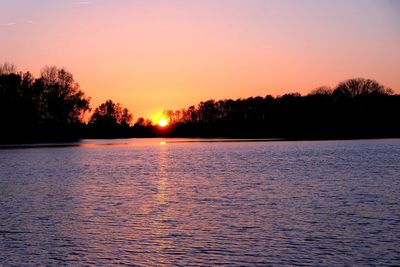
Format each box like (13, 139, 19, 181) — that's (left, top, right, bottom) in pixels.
(151, 111, 169, 126)
(158, 119, 168, 127)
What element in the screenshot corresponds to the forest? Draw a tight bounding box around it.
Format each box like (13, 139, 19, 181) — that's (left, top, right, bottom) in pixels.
(1, 63, 399, 143)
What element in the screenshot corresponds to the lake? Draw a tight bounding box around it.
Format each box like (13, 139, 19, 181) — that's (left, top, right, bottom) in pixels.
(0, 139, 399, 266)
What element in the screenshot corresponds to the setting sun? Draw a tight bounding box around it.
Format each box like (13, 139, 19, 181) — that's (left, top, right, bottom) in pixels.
(158, 118, 168, 127)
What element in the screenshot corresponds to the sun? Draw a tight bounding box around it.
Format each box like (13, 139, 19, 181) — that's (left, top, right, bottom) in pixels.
(151, 111, 169, 127)
(158, 118, 168, 127)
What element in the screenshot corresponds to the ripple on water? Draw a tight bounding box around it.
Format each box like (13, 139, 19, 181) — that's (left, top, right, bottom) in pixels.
(0, 139, 399, 266)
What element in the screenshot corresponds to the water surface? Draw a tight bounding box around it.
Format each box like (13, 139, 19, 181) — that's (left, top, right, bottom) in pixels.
(0, 139, 399, 266)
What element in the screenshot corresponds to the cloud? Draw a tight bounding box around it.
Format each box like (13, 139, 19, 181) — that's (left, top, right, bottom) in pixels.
(77, 1, 92, 5)
(2, 20, 36, 27)
(3, 22, 17, 26)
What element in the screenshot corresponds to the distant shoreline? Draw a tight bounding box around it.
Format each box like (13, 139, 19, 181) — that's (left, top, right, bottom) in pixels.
(2, 67, 399, 145)
(1, 136, 399, 150)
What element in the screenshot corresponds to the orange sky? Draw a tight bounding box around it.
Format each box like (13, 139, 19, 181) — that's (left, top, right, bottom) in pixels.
(1, 0, 399, 120)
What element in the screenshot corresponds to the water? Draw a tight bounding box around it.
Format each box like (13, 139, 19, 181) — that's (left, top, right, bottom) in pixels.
(0, 139, 399, 266)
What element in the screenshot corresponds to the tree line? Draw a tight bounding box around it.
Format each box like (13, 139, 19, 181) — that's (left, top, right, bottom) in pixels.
(163, 79, 400, 139)
(1, 63, 399, 142)
(0, 63, 134, 142)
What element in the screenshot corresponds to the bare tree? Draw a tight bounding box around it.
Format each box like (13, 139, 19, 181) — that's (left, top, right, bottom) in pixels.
(0, 62, 17, 75)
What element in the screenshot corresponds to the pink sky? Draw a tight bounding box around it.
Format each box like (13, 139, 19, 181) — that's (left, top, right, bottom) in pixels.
(1, 0, 399, 120)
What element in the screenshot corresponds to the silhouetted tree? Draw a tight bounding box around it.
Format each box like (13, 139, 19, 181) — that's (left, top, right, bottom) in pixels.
(36, 66, 90, 125)
(0, 64, 90, 142)
(134, 117, 152, 127)
(90, 100, 133, 128)
(309, 86, 333, 97)
(333, 78, 393, 99)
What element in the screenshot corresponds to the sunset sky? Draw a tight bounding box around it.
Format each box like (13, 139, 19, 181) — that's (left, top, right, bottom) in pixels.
(1, 0, 399, 120)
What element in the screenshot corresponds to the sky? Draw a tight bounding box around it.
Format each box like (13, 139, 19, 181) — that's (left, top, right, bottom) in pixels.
(1, 0, 399, 121)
